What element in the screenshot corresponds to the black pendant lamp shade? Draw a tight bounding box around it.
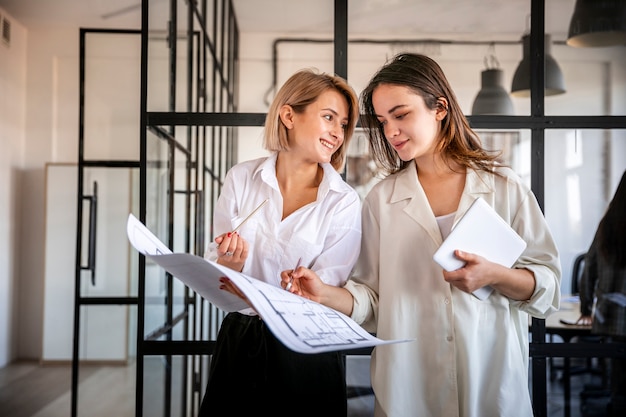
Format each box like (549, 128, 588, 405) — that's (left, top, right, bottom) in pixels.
(511, 34, 566, 97)
(472, 68, 515, 115)
(567, 0, 626, 47)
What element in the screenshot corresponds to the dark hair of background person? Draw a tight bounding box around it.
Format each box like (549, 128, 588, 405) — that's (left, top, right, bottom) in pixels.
(596, 170, 626, 268)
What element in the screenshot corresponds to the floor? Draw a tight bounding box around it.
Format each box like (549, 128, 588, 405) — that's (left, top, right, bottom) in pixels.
(544, 356, 612, 417)
(0, 355, 611, 417)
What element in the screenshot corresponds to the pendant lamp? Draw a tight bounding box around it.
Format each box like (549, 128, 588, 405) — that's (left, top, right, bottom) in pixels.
(472, 68, 515, 115)
(511, 34, 566, 97)
(472, 46, 514, 115)
(567, 0, 626, 47)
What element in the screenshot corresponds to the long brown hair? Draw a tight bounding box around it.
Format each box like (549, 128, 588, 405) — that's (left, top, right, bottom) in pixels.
(360, 53, 500, 176)
(597, 170, 626, 267)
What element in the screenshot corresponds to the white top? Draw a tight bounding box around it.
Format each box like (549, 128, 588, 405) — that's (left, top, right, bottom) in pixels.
(435, 211, 455, 239)
(211, 153, 362, 289)
(345, 162, 561, 417)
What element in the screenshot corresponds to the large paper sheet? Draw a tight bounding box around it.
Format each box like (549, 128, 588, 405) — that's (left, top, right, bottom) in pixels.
(127, 214, 411, 354)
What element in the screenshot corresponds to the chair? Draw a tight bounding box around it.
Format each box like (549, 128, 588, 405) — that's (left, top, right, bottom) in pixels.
(549, 253, 606, 381)
(571, 254, 607, 376)
(548, 252, 611, 415)
(570, 252, 586, 295)
(571, 254, 612, 407)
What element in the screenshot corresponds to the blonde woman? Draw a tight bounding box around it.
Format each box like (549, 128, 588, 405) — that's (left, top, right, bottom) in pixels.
(199, 69, 361, 417)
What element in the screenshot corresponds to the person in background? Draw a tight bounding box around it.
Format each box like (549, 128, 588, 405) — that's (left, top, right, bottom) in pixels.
(197, 69, 362, 417)
(577, 169, 626, 417)
(282, 53, 561, 417)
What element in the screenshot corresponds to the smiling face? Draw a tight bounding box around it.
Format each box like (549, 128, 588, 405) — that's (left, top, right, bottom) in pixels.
(283, 89, 349, 165)
(372, 84, 447, 164)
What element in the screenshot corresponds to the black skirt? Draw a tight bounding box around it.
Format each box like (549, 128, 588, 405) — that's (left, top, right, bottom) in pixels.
(198, 312, 348, 417)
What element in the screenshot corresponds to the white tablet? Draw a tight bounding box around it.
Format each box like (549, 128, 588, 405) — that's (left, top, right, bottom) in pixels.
(433, 197, 527, 300)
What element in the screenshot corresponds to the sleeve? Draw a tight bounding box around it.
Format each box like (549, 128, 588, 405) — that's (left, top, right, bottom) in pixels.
(310, 190, 362, 287)
(204, 168, 239, 261)
(213, 170, 239, 235)
(344, 195, 380, 332)
(510, 189, 562, 318)
(579, 234, 599, 316)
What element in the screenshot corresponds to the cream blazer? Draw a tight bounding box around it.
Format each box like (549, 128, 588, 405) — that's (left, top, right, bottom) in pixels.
(345, 161, 561, 417)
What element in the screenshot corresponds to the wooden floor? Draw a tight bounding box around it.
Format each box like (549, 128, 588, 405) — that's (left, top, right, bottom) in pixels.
(0, 356, 611, 417)
(0, 357, 373, 417)
(0, 361, 135, 417)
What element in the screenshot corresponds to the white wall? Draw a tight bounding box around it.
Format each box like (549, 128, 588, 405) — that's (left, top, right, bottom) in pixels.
(0, 7, 27, 368)
(1, 16, 624, 366)
(0, 9, 82, 364)
(19, 27, 81, 362)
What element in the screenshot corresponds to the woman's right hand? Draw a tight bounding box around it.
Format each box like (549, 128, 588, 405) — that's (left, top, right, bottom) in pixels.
(205, 232, 248, 272)
(280, 266, 326, 303)
(281, 266, 356, 317)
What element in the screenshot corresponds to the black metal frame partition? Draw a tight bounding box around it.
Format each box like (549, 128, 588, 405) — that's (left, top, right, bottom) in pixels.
(73, 28, 142, 417)
(71, 1, 626, 416)
(73, 1, 241, 416)
(469, 1, 626, 416)
(136, 0, 240, 416)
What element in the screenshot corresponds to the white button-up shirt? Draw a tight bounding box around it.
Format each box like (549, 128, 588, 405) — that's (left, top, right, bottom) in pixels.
(211, 153, 362, 289)
(345, 162, 561, 417)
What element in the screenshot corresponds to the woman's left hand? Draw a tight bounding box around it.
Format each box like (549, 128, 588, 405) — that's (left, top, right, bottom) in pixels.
(219, 277, 256, 311)
(442, 250, 498, 293)
(443, 249, 536, 301)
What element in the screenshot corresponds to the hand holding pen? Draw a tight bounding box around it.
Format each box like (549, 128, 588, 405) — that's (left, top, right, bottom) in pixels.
(206, 198, 269, 260)
(285, 257, 302, 292)
(281, 264, 326, 304)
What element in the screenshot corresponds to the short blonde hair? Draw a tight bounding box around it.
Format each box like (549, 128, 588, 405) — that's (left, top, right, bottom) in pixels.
(263, 69, 359, 172)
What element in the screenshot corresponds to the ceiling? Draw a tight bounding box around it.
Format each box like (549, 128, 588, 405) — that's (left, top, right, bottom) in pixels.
(0, 0, 577, 41)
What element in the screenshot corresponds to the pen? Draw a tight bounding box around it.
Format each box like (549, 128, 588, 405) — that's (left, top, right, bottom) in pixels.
(232, 198, 269, 233)
(285, 257, 302, 292)
(206, 198, 269, 255)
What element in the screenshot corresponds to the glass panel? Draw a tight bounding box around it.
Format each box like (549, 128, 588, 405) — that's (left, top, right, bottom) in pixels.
(129, 169, 141, 298)
(146, 35, 194, 113)
(143, 355, 189, 417)
(80, 167, 134, 298)
(478, 129, 532, 184)
(143, 128, 195, 339)
(233, 0, 335, 113)
(43, 165, 137, 361)
(546, 1, 626, 116)
(345, 128, 532, 201)
(344, 128, 381, 201)
(43, 164, 78, 362)
(204, 54, 216, 112)
(544, 129, 626, 294)
(145, 128, 170, 337)
(143, 260, 168, 338)
(79, 305, 130, 361)
(147, 0, 212, 113)
(84, 32, 141, 160)
(145, 128, 170, 242)
(75, 353, 136, 416)
(346, 0, 531, 117)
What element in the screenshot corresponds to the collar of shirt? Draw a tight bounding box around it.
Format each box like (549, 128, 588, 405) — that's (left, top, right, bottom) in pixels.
(254, 152, 349, 201)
